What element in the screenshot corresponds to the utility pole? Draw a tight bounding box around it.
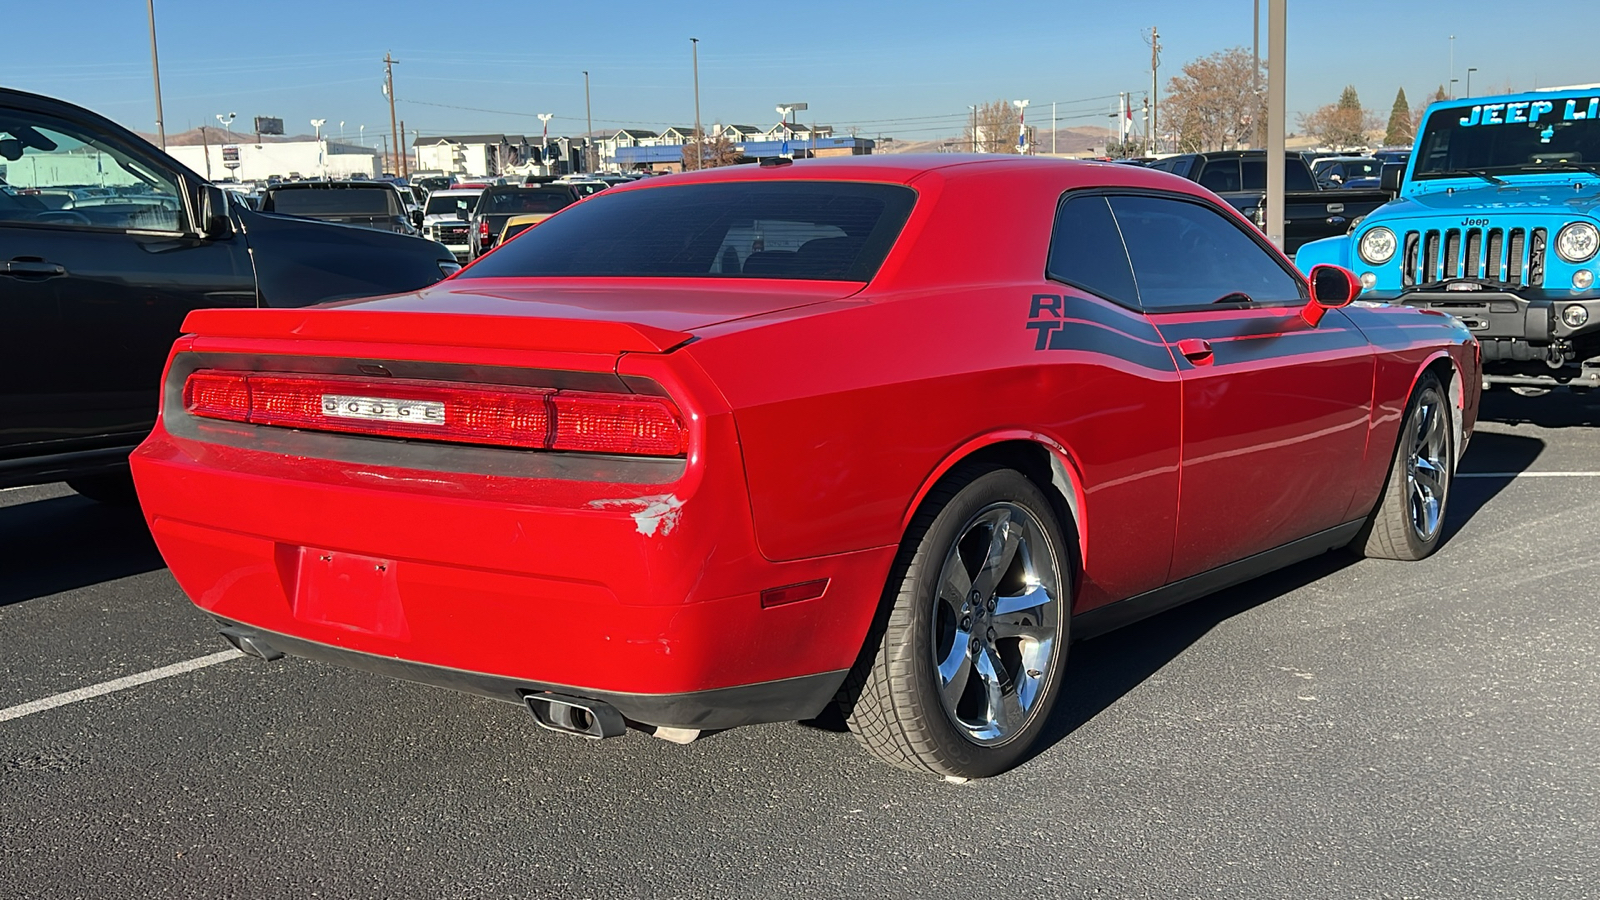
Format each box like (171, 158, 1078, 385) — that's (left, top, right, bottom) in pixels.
(1051, 101, 1057, 155)
(1266, 0, 1287, 251)
(1148, 26, 1160, 155)
(583, 70, 594, 173)
(399, 120, 407, 177)
(971, 105, 978, 153)
(146, 0, 166, 149)
(691, 38, 703, 171)
(384, 52, 400, 177)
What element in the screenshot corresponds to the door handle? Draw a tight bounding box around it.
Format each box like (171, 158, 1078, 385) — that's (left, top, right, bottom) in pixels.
(1176, 338, 1215, 366)
(2, 259, 67, 278)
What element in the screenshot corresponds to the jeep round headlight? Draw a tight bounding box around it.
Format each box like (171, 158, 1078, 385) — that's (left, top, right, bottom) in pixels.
(1359, 226, 1397, 264)
(1556, 222, 1599, 263)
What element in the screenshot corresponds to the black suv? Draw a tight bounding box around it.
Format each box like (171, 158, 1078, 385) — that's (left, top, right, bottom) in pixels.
(0, 88, 460, 501)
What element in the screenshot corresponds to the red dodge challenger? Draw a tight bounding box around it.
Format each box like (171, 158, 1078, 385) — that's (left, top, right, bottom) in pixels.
(131, 155, 1479, 778)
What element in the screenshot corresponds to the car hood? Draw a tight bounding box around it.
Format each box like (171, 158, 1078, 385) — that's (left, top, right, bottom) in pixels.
(1394, 180, 1600, 217)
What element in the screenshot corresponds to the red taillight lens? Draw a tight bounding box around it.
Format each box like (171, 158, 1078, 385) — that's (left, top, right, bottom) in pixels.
(479, 219, 490, 242)
(183, 371, 250, 422)
(551, 392, 687, 456)
(181, 370, 686, 457)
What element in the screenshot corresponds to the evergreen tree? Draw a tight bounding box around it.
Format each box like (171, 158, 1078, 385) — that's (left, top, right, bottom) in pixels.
(1337, 85, 1362, 113)
(1384, 88, 1412, 146)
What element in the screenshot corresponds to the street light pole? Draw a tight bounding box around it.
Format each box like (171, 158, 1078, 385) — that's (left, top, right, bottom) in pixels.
(583, 70, 594, 173)
(1466, 67, 1477, 98)
(1265, 0, 1287, 251)
(691, 38, 703, 171)
(1449, 35, 1456, 99)
(537, 113, 553, 169)
(146, 0, 166, 149)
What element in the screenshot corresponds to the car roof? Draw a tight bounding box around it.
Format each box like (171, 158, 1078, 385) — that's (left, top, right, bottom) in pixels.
(266, 181, 398, 190)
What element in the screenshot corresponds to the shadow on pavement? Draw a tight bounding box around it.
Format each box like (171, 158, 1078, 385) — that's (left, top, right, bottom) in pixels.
(1477, 387, 1600, 428)
(1029, 550, 1359, 759)
(0, 493, 165, 607)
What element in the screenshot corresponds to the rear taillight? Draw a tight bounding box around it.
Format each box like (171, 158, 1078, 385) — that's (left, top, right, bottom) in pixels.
(479, 219, 491, 244)
(182, 370, 686, 457)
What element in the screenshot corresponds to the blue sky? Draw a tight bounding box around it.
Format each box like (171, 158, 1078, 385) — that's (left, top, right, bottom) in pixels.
(3, 0, 1595, 146)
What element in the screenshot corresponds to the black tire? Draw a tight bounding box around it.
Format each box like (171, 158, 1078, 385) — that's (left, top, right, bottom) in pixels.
(840, 463, 1071, 779)
(1354, 372, 1453, 561)
(65, 470, 139, 507)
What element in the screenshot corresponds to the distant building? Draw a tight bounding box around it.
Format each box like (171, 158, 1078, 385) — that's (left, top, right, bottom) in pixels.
(412, 134, 556, 178)
(168, 138, 378, 182)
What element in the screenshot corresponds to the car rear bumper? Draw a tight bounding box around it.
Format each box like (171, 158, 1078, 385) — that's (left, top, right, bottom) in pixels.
(130, 421, 892, 716)
(213, 620, 849, 729)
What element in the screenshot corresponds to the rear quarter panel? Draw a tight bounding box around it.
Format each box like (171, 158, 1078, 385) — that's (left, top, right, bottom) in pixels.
(686, 164, 1186, 610)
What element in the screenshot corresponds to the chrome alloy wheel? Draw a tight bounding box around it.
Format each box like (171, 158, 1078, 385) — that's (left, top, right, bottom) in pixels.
(930, 502, 1062, 745)
(1407, 392, 1450, 543)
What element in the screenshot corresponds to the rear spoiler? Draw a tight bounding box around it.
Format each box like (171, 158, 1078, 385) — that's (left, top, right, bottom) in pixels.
(181, 308, 694, 354)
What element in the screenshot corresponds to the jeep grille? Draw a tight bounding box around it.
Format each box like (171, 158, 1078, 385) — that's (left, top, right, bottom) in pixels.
(1403, 227, 1546, 289)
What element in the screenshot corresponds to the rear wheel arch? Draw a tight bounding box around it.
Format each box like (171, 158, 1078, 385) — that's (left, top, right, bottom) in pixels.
(899, 435, 1085, 589)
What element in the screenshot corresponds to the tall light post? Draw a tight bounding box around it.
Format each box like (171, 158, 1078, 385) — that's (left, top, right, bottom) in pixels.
(583, 70, 594, 172)
(1013, 99, 1030, 154)
(339, 120, 345, 141)
(146, 0, 166, 149)
(690, 38, 703, 171)
(359, 124, 366, 147)
(216, 112, 236, 140)
(1466, 67, 1478, 98)
(537, 113, 553, 168)
(1448, 34, 1456, 99)
(310, 118, 326, 140)
(1265, 0, 1286, 251)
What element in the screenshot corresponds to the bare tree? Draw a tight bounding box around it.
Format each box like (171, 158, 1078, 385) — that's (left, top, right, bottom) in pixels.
(1163, 47, 1266, 152)
(1299, 85, 1379, 149)
(681, 129, 742, 170)
(1411, 85, 1450, 134)
(963, 100, 1022, 154)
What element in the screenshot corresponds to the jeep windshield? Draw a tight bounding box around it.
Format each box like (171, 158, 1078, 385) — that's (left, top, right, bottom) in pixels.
(1413, 95, 1600, 180)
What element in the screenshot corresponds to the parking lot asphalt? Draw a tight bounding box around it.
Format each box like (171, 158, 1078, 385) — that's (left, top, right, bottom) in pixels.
(2, 389, 1597, 900)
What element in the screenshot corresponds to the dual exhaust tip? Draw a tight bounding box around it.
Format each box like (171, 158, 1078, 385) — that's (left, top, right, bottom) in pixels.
(522, 692, 627, 740)
(219, 627, 629, 741)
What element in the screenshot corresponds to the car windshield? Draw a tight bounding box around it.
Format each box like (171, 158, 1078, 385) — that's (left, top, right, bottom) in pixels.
(1413, 95, 1600, 179)
(425, 193, 478, 216)
(482, 190, 575, 214)
(458, 181, 917, 281)
(268, 187, 399, 216)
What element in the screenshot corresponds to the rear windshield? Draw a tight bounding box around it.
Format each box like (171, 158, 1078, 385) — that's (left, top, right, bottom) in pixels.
(482, 190, 575, 214)
(459, 181, 917, 281)
(268, 187, 398, 216)
(425, 193, 479, 216)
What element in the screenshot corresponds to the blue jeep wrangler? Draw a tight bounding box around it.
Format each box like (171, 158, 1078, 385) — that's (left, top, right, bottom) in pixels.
(1296, 87, 1600, 392)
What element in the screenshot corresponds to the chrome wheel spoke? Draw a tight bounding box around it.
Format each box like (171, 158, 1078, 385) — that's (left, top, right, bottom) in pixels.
(990, 611, 1055, 643)
(993, 581, 1051, 616)
(941, 559, 973, 607)
(937, 637, 975, 707)
(970, 512, 1020, 600)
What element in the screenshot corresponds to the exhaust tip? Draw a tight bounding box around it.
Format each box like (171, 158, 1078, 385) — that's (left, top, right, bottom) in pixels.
(523, 692, 626, 740)
(218, 626, 285, 661)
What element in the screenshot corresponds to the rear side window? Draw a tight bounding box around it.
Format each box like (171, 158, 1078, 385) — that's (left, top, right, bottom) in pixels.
(1108, 195, 1304, 309)
(1197, 159, 1241, 193)
(267, 188, 398, 216)
(1241, 158, 1317, 192)
(482, 190, 573, 214)
(459, 181, 916, 281)
(1047, 195, 1137, 305)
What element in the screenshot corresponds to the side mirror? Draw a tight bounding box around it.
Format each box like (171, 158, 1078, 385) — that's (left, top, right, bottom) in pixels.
(411, 209, 424, 227)
(197, 184, 233, 239)
(1380, 163, 1405, 195)
(1302, 264, 1359, 327)
(456, 210, 468, 221)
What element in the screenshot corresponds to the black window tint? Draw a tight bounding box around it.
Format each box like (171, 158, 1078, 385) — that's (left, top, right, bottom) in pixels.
(267, 187, 398, 216)
(1108, 195, 1304, 310)
(1047, 195, 1137, 305)
(1197, 159, 1240, 193)
(1241, 158, 1316, 191)
(459, 182, 916, 282)
(483, 189, 574, 214)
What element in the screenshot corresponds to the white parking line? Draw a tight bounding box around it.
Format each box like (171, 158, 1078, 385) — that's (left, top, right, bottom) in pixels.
(0, 649, 244, 723)
(1458, 472, 1600, 479)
